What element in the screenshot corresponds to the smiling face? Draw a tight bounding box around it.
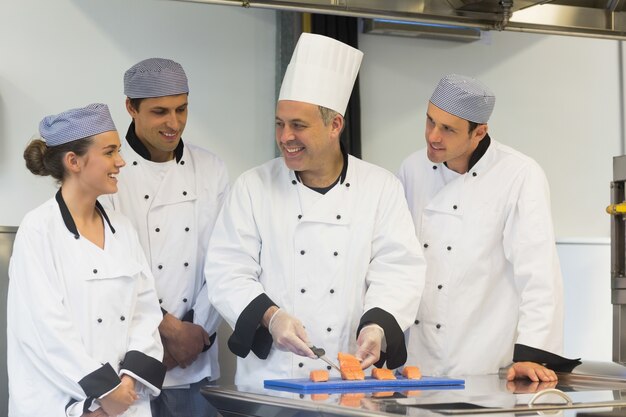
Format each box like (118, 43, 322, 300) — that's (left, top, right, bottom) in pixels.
(75, 130, 125, 197)
(126, 94, 188, 162)
(425, 102, 487, 174)
(275, 100, 344, 186)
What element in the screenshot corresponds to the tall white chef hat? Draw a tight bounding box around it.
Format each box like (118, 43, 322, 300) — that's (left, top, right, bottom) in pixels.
(278, 33, 363, 116)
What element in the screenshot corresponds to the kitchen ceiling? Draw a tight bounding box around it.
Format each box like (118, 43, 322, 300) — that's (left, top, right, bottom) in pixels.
(173, 0, 626, 39)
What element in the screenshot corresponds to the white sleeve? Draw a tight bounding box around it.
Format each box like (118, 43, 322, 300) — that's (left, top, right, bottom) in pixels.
(204, 176, 266, 328)
(503, 162, 564, 354)
(363, 175, 426, 332)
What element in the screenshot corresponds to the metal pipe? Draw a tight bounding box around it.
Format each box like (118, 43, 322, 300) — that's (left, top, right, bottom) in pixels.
(172, 0, 495, 29)
(619, 40, 625, 155)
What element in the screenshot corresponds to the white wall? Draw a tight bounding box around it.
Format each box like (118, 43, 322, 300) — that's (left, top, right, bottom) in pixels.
(0, 0, 277, 226)
(359, 30, 621, 239)
(558, 240, 612, 362)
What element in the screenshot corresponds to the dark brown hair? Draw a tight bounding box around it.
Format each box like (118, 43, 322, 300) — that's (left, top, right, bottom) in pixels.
(128, 98, 144, 112)
(23, 137, 94, 182)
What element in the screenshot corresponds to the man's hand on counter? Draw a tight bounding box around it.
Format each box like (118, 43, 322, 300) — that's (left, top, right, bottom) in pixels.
(506, 361, 558, 382)
(160, 313, 208, 368)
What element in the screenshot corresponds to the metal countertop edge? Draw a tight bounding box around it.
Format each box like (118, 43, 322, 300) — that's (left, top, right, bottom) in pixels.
(202, 386, 393, 417)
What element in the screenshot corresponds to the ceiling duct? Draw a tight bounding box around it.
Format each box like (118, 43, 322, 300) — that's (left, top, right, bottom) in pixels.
(172, 0, 626, 40)
(361, 19, 484, 42)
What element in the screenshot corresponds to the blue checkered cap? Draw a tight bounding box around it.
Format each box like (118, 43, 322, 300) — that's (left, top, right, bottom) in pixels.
(124, 58, 189, 99)
(39, 103, 117, 147)
(430, 74, 495, 124)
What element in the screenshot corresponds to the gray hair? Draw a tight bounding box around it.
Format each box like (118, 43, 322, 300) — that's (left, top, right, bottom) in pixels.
(318, 106, 339, 126)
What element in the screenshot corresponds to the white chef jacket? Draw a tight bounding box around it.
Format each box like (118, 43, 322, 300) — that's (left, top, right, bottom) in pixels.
(398, 137, 564, 377)
(8, 192, 164, 417)
(205, 154, 426, 387)
(101, 134, 229, 387)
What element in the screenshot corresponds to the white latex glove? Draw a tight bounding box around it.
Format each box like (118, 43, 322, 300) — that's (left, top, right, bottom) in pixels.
(355, 324, 384, 369)
(268, 309, 316, 358)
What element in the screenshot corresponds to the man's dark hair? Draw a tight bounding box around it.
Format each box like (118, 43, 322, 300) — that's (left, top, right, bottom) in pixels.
(128, 98, 145, 111)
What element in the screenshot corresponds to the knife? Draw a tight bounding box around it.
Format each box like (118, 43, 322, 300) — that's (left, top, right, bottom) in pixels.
(309, 345, 341, 373)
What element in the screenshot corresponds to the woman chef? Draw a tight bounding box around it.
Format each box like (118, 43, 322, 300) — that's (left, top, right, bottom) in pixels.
(7, 103, 166, 417)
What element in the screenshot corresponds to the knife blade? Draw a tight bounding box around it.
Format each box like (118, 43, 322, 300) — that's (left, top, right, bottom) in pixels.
(310, 345, 341, 373)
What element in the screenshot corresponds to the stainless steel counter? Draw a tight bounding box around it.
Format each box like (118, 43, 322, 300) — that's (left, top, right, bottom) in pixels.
(202, 371, 626, 417)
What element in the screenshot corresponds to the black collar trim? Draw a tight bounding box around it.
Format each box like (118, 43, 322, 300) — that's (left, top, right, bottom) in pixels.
(126, 121, 185, 163)
(55, 189, 116, 239)
(468, 134, 491, 171)
(442, 134, 491, 172)
(294, 142, 349, 188)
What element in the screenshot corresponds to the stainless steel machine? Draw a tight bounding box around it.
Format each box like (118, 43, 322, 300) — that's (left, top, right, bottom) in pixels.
(608, 155, 626, 364)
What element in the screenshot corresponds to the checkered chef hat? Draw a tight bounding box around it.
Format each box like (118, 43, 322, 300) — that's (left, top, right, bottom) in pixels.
(39, 103, 117, 147)
(124, 58, 189, 99)
(430, 74, 495, 124)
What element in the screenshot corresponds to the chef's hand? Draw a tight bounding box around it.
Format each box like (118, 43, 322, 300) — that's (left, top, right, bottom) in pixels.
(506, 362, 558, 382)
(161, 343, 178, 370)
(99, 374, 137, 416)
(81, 409, 108, 417)
(355, 324, 384, 369)
(266, 308, 316, 358)
(160, 313, 209, 368)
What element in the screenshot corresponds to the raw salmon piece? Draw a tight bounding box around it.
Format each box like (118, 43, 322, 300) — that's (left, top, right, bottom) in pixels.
(338, 352, 360, 364)
(340, 369, 365, 380)
(309, 369, 329, 382)
(372, 368, 396, 380)
(337, 352, 365, 380)
(402, 366, 422, 380)
(311, 393, 330, 401)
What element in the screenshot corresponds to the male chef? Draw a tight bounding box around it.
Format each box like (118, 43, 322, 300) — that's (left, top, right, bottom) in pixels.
(399, 74, 578, 382)
(204, 33, 426, 386)
(101, 58, 228, 416)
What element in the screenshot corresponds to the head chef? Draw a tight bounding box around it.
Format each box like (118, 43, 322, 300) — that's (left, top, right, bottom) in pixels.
(275, 32, 362, 188)
(204, 32, 425, 387)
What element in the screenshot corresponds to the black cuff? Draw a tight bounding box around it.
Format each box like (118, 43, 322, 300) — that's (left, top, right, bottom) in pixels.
(121, 350, 166, 389)
(78, 362, 121, 398)
(65, 397, 95, 414)
(227, 293, 277, 359)
(181, 308, 194, 322)
(203, 332, 217, 352)
(181, 309, 216, 352)
(513, 344, 581, 372)
(358, 307, 406, 369)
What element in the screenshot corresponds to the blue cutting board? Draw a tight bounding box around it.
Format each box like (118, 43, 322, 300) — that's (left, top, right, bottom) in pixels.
(264, 376, 465, 392)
